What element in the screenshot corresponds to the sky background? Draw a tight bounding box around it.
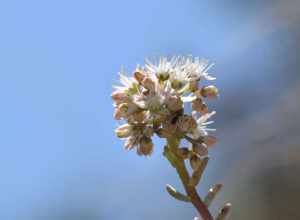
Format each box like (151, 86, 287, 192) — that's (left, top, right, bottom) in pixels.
(1, 0, 300, 220)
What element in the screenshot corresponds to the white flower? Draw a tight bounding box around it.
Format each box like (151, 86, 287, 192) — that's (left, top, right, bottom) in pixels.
(145, 57, 177, 78)
(180, 57, 216, 81)
(134, 81, 172, 112)
(190, 111, 216, 139)
(114, 69, 139, 95)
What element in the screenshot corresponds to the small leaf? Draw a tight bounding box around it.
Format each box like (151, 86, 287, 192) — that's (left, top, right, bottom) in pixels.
(204, 184, 222, 207)
(216, 203, 232, 220)
(166, 184, 191, 202)
(189, 157, 209, 187)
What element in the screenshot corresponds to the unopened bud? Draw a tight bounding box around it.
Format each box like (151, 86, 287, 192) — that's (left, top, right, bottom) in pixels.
(176, 147, 190, 159)
(199, 103, 209, 114)
(177, 115, 197, 133)
(138, 137, 153, 156)
(190, 154, 201, 170)
(201, 85, 219, 98)
(192, 98, 203, 112)
(143, 125, 154, 138)
(166, 96, 183, 112)
(193, 143, 208, 156)
(111, 90, 129, 104)
(113, 107, 122, 120)
(203, 135, 217, 148)
(115, 124, 132, 138)
(134, 70, 145, 83)
(142, 77, 156, 91)
(124, 136, 137, 150)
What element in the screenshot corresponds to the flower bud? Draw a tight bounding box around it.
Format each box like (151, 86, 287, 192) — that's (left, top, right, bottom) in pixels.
(166, 96, 183, 112)
(124, 136, 137, 150)
(193, 143, 208, 156)
(115, 124, 132, 138)
(111, 90, 129, 104)
(192, 98, 203, 112)
(176, 147, 191, 159)
(143, 125, 154, 138)
(142, 77, 156, 91)
(201, 85, 219, 98)
(177, 115, 197, 133)
(190, 154, 201, 170)
(203, 135, 217, 148)
(113, 107, 122, 120)
(138, 137, 153, 156)
(199, 103, 209, 114)
(134, 70, 145, 83)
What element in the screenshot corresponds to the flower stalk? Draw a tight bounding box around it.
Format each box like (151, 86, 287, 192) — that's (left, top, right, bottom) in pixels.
(166, 137, 213, 220)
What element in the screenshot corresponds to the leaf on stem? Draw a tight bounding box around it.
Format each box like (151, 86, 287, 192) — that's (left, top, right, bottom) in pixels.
(189, 157, 209, 187)
(166, 184, 191, 202)
(204, 183, 222, 207)
(216, 203, 232, 220)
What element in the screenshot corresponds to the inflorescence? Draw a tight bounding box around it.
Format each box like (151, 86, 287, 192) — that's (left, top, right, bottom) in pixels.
(112, 56, 218, 156)
(111, 56, 231, 220)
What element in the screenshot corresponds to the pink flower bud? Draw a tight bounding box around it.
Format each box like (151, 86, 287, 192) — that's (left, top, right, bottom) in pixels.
(124, 136, 137, 150)
(192, 98, 203, 112)
(199, 103, 209, 114)
(134, 70, 145, 83)
(190, 154, 201, 170)
(166, 96, 183, 112)
(177, 115, 197, 133)
(138, 137, 153, 156)
(142, 77, 156, 91)
(193, 143, 208, 156)
(203, 135, 217, 148)
(113, 108, 122, 120)
(143, 125, 154, 138)
(111, 90, 129, 103)
(115, 124, 132, 138)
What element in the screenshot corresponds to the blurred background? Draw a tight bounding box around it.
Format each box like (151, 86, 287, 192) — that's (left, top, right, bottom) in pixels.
(0, 0, 300, 219)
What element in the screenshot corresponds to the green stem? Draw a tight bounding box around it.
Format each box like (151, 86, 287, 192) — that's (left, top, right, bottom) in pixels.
(167, 137, 213, 220)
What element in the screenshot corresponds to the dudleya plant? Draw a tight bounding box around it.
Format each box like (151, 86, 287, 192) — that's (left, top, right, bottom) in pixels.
(112, 56, 231, 220)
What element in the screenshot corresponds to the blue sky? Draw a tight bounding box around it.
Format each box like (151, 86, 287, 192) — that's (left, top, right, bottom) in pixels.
(1, 0, 299, 220)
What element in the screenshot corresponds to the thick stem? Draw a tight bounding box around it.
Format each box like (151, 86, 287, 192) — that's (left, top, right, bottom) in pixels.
(167, 138, 213, 220)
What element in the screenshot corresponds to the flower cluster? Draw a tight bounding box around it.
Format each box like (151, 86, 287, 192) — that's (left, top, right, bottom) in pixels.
(112, 56, 218, 156)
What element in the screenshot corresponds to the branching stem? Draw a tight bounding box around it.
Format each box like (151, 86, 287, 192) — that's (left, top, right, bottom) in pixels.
(167, 137, 213, 220)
